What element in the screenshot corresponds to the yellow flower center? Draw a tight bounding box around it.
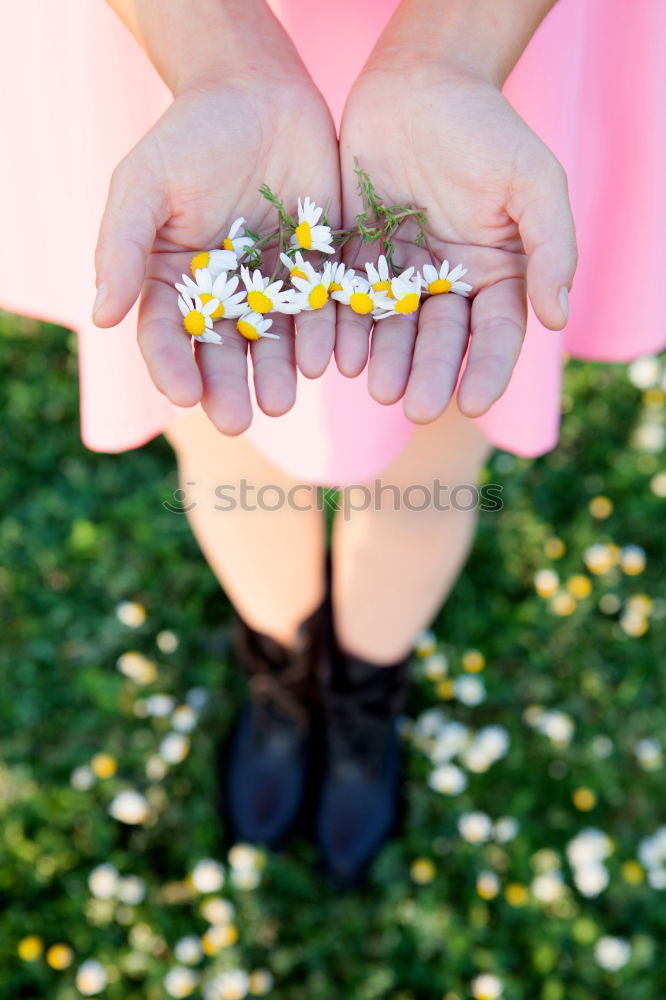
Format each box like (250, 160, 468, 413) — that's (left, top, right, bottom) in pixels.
(237, 318, 261, 341)
(290, 267, 307, 281)
(184, 310, 206, 337)
(200, 292, 224, 319)
(372, 280, 391, 293)
(295, 220, 312, 250)
(222, 237, 234, 252)
(329, 282, 343, 292)
(308, 284, 328, 310)
(247, 290, 273, 314)
(428, 278, 452, 295)
(190, 252, 210, 275)
(394, 293, 420, 315)
(349, 292, 374, 315)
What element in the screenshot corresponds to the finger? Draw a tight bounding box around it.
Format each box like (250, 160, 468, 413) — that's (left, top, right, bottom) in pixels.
(250, 313, 297, 416)
(403, 293, 470, 423)
(295, 300, 336, 378)
(334, 307, 373, 378)
(138, 277, 203, 407)
(94, 154, 168, 328)
(367, 311, 418, 404)
(456, 278, 527, 418)
(197, 323, 252, 436)
(510, 159, 577, 331)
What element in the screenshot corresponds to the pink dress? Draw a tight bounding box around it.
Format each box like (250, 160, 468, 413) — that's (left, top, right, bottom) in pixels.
(1, 0, 664, 486)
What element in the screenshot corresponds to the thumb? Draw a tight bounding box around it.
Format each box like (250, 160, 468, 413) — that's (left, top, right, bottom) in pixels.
(510, 157, 578, 330)
(93, 152, 168, 327)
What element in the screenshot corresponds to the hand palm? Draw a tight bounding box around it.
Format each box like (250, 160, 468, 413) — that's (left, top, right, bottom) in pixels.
(338, 68, 576, 421)
(95, 76, 340, 434)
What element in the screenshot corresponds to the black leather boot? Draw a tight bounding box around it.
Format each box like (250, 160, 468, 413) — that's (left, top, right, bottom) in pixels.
(316, 625, 412, 887)
(221, 568, 331, 850)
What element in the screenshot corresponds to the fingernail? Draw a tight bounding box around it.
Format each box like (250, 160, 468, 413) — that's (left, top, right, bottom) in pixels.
(558, 286, 569, 323)
(93, 283, 108, 318)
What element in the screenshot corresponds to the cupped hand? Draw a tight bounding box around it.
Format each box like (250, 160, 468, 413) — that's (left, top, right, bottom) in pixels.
(337, 64, 577, 422)
(94, 69, 339, 435)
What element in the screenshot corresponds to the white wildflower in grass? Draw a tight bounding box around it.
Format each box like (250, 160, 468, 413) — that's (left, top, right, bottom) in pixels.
(619, 544, 647, 575)
(236, 311, 279, 342)
(116, 651, 158, 685)
(200, 897, 235, 924)
(531, 870, 565, 903)
(172, 705, 198, 733)
(71, 765, 95, 791)
(470, 973, 503, 1000)
(117, 875, 146, 905)
(177, 293, 221, 343)
(413, 707, 447, 739)
(240, 266, 298, 315)
(228, 844, 264, 872)
(145, 694, 176, 717)
(221, 217, 254, 257)
(248, 969, 274, 994)
(594, 936, 632, 972)
(420, 260, 472, 297)
(379, 270, 422, 317)
(458, 811, 494, 844)
(463, 725, 510, 772)
(430, 721, 470, 763)
(204, 969, 250, 1000)
(165, 967, 200, 998)
(635, 738, 663, 770)
(592, 734, 614, 758)
(494, 817, 520, 843)
(476, 871, 501, 899)
(231, 867, 261, 890)
(628, 356, 661, 389)
(423, 652, 449, 681)
(191, 859, 225, 894)
(638, 827, 666, 886)
(574, 863, 610, 897)
(534, 568, 560, 597)
(116, 601, 146, 627)
(75, 959, 108, 996)
(584, 543, 618, 575)
(159, 732, 191, 765)
(174, 936, 203, 965)
(291, 196, 333, 254)
(156, 629, 179, 653)
(454, 674, 486, 706)
(567, 828, 613, 868)
(190, 248, 237, 279)
(331, 273, 390, 318)
(647, 868, 666, 889)
(536, 710, 575, 748)
(88, 863, 120, 899)
(289, 261, 333, 311)
(428, 763, 468, 795)
(633, 422, 666, 453)
(177, 271, 247, 320)
(109, 789, 151, 825)
(364, 254, 394, 295)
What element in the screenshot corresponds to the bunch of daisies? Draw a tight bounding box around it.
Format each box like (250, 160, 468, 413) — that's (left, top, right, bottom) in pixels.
(175, 192, 472, 345)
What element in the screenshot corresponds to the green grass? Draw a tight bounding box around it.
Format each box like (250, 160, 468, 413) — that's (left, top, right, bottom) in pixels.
(1, 312, 665, 1000)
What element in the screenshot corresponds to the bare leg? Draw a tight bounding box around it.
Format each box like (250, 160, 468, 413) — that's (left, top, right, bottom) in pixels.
(165, 409, 326, 647)
(331, 399, 494, 664)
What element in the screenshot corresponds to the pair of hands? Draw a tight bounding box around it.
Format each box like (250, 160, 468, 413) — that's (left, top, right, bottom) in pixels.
(93, 56, 577, 436)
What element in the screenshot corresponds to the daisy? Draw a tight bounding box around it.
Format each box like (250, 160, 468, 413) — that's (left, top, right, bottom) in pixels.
(177, 293, 222, 343)
(365, 255, 394, 295)
(290, 261, 334, 311)
(376, 269, 421, 317)
(280, 251, 309, 283)
(236, 311, 280, 341)
(327, 261, 347, 292)
(240, 266, 299, 315)
(331, 273, 389, 317)
(189, 248, 237, 279)
(221, 216, 254, 257)
(290, 196, 334, 254)
(176, 271, 247, 320)
(420, 260, 472, 297)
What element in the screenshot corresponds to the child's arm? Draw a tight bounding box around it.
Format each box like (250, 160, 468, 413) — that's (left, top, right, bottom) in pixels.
(338, 0, 577, 422)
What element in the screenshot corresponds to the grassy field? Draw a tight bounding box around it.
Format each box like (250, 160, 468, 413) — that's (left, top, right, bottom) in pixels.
(1, 313, 665, 1000)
